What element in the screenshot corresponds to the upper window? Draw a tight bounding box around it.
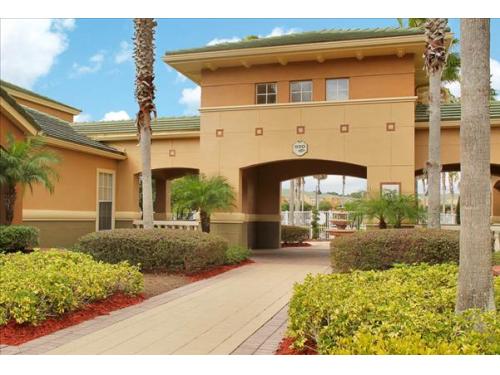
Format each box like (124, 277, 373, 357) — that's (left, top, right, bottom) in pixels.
(256, 83, 277, 104)
(326, 78, 349, 101)
(97, 171, 114, 231)
(290, 80, 313, 103)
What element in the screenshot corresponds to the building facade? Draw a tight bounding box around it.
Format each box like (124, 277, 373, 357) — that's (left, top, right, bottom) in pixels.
(1, 27, 500, 248)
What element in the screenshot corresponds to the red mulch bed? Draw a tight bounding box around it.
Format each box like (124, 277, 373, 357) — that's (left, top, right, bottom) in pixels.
(188, 259, 255, 282)
(281, 242, 312, 248)
(0, 293, 145, 346)
(493, 266, 500, 277)
(0, 259, 254, 346)
(275, 337, 318, 355)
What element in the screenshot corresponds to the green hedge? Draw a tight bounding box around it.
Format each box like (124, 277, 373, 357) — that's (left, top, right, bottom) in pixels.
(75, 229, 228, 273)
(224, 245, 251, 265)
(0, 225, 39, 253)
(0, 250, 143, 325)
(281, 225, 309, 244)
(288, 263, 500, 354)
(331, 228, 459, 272)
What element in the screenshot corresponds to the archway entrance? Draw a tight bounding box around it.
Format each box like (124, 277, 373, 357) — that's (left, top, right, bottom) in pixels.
(240, 159, 367, 249)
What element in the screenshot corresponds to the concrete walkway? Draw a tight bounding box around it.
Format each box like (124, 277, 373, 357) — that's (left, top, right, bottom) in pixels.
(3, 243, 330, 355)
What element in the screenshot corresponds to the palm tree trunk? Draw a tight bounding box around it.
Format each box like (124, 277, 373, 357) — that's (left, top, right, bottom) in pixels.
(427, 68, 442, 228)
(449, 173, 455, 217)
(140, 127, 154, 229)
(342, 175, 346, 196)
(3, 184, 16, 225)
(134, 18, 157, 230)
(200, 210, 210, 233)
(456, 18, 495, 313)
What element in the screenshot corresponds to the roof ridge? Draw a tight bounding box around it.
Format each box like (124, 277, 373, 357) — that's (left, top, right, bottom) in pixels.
(20, 104, 70, 125)
(0, 79, 81, 112)
(73, 115, 200, 126)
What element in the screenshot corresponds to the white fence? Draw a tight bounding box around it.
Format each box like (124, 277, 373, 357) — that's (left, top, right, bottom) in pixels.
(281, 211, 343, 240)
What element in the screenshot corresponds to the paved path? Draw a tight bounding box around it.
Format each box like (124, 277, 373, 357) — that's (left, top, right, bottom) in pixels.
(29, 243, 329, 355)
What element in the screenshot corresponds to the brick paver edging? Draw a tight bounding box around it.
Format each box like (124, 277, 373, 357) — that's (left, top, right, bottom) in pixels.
(0, 274, 226, 355)
(231, 305, 288, 355)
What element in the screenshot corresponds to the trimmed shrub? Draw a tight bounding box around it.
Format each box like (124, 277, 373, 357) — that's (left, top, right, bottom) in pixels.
(0, 250, 143, 325)
(281, 225, 309, 244)
(494, 251, 500, 266)
(288, 263, 500, 354)
(74, 229, 228, 273)
(331, 228, 459, 272)
(0, 225, 39, 253)
(224, 245, 251, 265)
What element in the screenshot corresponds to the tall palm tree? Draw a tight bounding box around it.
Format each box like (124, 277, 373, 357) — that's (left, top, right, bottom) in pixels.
(441, 172, 447, 214)
(171, 174, 235, 233)
(456, 19, 495, 313)
(133, 18, 157, 230)
(448, 171, 459, 216)
(0, 134, 59, 225)
(341, 175, 346, 196)
(314, 175, 327, 210)
(424, 18, 448, 229)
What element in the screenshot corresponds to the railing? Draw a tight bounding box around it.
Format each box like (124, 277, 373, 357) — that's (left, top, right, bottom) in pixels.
(133, 220, 200, 231)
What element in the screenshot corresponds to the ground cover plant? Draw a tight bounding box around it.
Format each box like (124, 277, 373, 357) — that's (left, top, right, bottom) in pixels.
(0, 250, 143, 326)
(287, 263, 500, 354)
(75, 228, 228, 273)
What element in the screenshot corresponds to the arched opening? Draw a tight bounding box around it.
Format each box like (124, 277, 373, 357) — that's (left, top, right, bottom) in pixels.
(240, 159, 367, 249)
(137, 167, 199, 221)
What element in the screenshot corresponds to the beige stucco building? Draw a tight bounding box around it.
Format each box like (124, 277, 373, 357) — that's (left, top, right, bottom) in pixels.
(1, 27, 500, 248)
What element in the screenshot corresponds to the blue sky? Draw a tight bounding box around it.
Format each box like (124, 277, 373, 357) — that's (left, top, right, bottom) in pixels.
(1, 18, 499, 193)
(1, 18, 500, 124)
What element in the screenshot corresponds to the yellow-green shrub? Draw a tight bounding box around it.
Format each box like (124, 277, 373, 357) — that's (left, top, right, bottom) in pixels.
(0, 250, 143, 326)
(281, 225, 309, 244)
(288, 264, 500, 354)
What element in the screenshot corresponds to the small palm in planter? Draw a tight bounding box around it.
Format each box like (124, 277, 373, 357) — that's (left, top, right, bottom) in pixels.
(171, 174, 235, 233)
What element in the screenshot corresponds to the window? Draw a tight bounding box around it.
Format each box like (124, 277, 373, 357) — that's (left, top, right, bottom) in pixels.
(290, 80, 312, 102)
(97, 171, 114, 231)
(256, 83, 277, 104)
(326, 78, 349, 101)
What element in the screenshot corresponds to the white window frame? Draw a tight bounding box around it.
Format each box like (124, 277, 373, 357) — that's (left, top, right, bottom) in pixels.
(290, 80, 313, 103)
(96, 168, 116, 231)
(255, 82, 278, 104)
(326, 78, 349, 101)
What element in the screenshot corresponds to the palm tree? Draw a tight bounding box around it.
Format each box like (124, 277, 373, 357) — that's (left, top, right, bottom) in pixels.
(313, 175, 327, 210)
(171, 174, 235, 233)
(341, 175, 346, 196)
(448, 171, 459, 216)
(424, 18, 448, 229)
(0, 134, 59, 225)
(456, 19, 496, 313)
(133, 18, 157, 230)
(441, 172, 447, 214)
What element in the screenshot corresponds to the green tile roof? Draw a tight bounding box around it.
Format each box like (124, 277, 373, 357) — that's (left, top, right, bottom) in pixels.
(72, 116, 201, 135)
(21, 106, 124, 155)
(0, 87, 42, 131)
(0, 80, 81, 112)
(166, 27, 426, 56)
(415, 102, 500, 122)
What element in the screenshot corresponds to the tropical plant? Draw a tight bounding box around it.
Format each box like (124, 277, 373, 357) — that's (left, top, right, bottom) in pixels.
(343, 199, 364, 230)
(456, 19, 496, 313)
(424, 18, 448, 229)
(133, 18, 157, 229)
(363, 194, 389, 229)
(384, 192, 425, 228)
(0, 134, 59, 225)
(311, 208, 320, 240)
(171, 174, 235, 233)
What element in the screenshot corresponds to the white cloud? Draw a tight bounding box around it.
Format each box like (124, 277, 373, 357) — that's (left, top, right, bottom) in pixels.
(444, 58, 500, 100)
(114, 41, 132, 64)
(179, 86, 201, 115)
(74, 113, 92, 122)
(491, 58, 500, 100)
(265, 27, 301, 38)
(175, 72, 188, 83)
(207, 37, 241, 46)
(0, 19, 75, 89)
(206, 27, 300, 46)
(71, 52, 104, 76)
(101, 110, 130, 121)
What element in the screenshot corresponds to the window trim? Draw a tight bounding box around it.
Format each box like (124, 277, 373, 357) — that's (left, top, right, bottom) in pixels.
(255, 82, 278, 105)
(96, 168, 116, 231)
(325, 78, 350, 101)
(289, 80, 313, 103)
